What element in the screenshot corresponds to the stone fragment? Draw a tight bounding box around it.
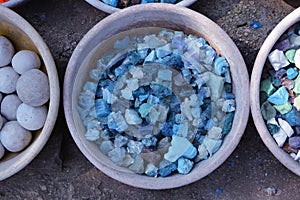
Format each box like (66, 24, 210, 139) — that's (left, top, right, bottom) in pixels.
(261, 101, 276, 120)
(273, 39, 291, 51)
(293, 74, 300, 94)
(207, 126, 223, 139)
(267, 86, 289, 105)
(107, 111, 128, 132)
(114, 135, 128, 147)
(95, 99, 110, 118)
(222, 99, 235, 112)
(141, 134, 157, 147)
(16, 69, 49, 106)
(196, 144, 209, 161)
(273, 129, 287, 147)
(203, 137, 222, 155)
(100, 140, 114, 154)
(278, 118, 294, 137)
(0, 121, 32, 152)
(267, 118, 280, 134)
(127, 140, 144, 155)
(260, 78, 275, 96)
(122, 154, 134, 167)
(125, 109, 142, 125)
(85, 128, 100, 141)
(206, 72, 224, 102)
(12, 50, 41, 74)
(158, 160, 177, 177)
(164, 136, 197, 162)
(294, 96, 300, 111)
(214, 56, 229, 75)
(145, 163, 158, 177)
(289, 137, 300, 149)
(285, 49, 296, 63)
(129, 155, 144, 174)
(108, 147, 126, 164)
(273, 102, 292, 114)
(268, 49, 290, 71)
(0, 36, 15, 67)
(177, 157, 194, 175)
(294, 48, 300, 69)
(284, 108, 300, 126)
(102, 88, 117, 104)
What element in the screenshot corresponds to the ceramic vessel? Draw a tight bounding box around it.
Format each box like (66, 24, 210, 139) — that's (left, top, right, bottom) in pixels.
(64, 4, 249, 189)
(0, 6, 60, 181)
(251, 8, 300, 176)
(85, 0, 197, 14)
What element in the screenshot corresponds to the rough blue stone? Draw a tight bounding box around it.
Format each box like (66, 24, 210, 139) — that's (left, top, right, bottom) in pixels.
(284, 108, 300, 126)
(161, 121, 173, 136)
(250, 20, 263, 29)
(158, 161, 177, 177)
(122, 51, 142, 66)
(95, 99, 110, 118)
(144, 50, 156, 63)
(222, 112, 235, 135)
(177, 157, 194, 174)
(141, 135, 158, 147)
(204, 119, 215, 130)
(114, 65, 128, 77)
(267, 123, 280, 135)
(172, 124, 180, 135)
(287, 68, 298, 80)
(172, 36, 187, 51)
(267, 86, 289, 105)
(141, 0, 155, 3)
(102, 0, 118, 7)
(214, 56, 229, 75)
(156, 44, 172, 58)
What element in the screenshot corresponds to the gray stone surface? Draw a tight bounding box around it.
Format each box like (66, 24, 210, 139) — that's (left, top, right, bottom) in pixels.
(1, 0, 300, 199)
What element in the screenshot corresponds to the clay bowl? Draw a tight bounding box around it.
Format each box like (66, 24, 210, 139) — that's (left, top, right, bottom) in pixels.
(64, 4, 249, 189)
(1, 0, 30, 8)
(251, 8, 300, 176)
(85, 0, 197, 14)
(0, 6, 60, 180)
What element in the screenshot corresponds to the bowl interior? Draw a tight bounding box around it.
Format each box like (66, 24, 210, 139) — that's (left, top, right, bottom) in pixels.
(0, 6, 59, 181)
(65, 4, 249, 189)
(251, 8, 300, 176)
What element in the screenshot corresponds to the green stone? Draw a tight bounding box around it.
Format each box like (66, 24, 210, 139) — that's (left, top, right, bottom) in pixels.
(273, 102, 292, 114)
(260, 92, 268, 104)
(271, 77, 281, 87)
(285, 49, 296, 63)
(261, 101, 276, 120)
(293, 74, 300, 94)
(260, 78, 275, 96)
(267, 123, 280, 135)
(138, 103, 151, 118)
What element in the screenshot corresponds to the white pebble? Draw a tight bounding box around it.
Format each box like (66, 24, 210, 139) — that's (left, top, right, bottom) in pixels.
(268, 49, 290, 71)
(0, 36, 15, 67)
(12, 50, 41, 74)
(0, 66, 20, 94)
(294, 49, 300, 69)
(1, 94, 22, 120)
(0, 121, 32, 152)
(16, 69, 50, 106)
(0, 142, 5, 159)
(17, 103, 47, 131)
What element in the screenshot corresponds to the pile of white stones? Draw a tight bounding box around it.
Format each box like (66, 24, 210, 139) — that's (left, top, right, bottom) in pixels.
(0, 36, 50, 159)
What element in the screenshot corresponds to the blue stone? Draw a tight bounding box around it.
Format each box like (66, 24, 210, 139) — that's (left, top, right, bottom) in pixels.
(172, 36, 187, 51)
(267, 86, 289, 105)
(204, 119, 215, 130)
(214, 56, 229, 75)
(141, 0, 155, 3)
(284, 108, 300, 126)
(161, 0, 177, 3)
(287, 68, 298, 80)
(222, 112, 235, 135)
(177, 157, 194, 175)
(114, 65, 128, 77)
(289, 137, 300, 148)
(250, 20, 262, 29)
(122, 51, 142, 66)
(156, 44, 172, 58)
(172, 124, 180, 135)
(158, 161, 177, 177)
(267, 123, 280, 135)
(161, 121, 173, 136)
(95, 99, 110, 118)
(142, 135, 158, 147)
(102, 0, 118, 7)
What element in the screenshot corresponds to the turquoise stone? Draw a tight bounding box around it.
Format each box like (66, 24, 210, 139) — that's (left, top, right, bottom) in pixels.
(177, 157, 194, 175)
(260, 101, 276, 120)
(267, 86, 289, 105)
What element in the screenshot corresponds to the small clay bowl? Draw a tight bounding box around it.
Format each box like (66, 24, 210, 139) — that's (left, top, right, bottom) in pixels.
(85, 0, 197, 14)
(0, 6, 60, 181)
(251, 8, 300, 176)
(64, 4, 249, 189)
(1, 0, 31, 8)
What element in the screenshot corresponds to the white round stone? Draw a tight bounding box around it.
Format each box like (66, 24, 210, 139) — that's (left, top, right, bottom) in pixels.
(16, 69, 50, 106)
(0, 142, 5, 160)
(0, 36, 15, 67)
(0, 121, 32, 152)
(12, 50, 41, 74)
(0, 66, 20, 94)
(1, 94, 22, 120)
(17, 103, 47, 131)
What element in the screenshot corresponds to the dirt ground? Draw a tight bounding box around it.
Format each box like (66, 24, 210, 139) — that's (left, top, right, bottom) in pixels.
(1, 0, 300, 199)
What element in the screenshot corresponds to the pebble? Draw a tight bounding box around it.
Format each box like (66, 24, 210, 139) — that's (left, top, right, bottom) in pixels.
(78, 29, 236, 177)
(16, 69, 50, 106)
(102, 0, 182, 8)
(261, 22, 300, 160)
(12, 50, 41, 74)
(0, 94, 22, 120)
(0, 36, 15, 67)
(0, 66, 20, 94)
(0, 121, 32, 152)
(16, 103, 48, 131)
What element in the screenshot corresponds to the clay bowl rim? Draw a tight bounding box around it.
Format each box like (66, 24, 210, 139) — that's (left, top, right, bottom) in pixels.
(84, 0, 197, 14)
(250, 8, 300, 176)
(0, 6, 60, 181)
(1, 0, 30, 8)
(63, 3, 249, 189)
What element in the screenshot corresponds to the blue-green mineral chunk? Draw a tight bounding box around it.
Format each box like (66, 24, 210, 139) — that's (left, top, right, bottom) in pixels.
(102, 0, 118, 7)
(177, 157, 194, 175)
(273, 102, 292, 114)
(95, 99, 110, 118)
(158, 160, 177, 177)
(100, 141, 114, 154)
(214, 56, 229, 75)
(222, 112, 235, 135)
(284, 107, 300, 126)
(287, 68, 298, 79)
(145, 163, 158, 177)
(267, 86, 289, 105)
(138, 103, 151, 118)
(267, 123, 280, 135)
(260, 101, 276, 120)
(260, 78, 275, 96)
(108, 147, 126, 164)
